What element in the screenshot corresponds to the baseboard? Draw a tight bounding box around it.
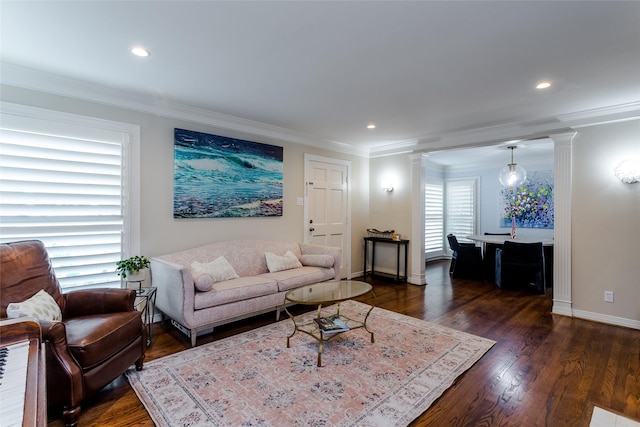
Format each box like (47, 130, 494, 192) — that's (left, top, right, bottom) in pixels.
(572, 309, 640, 330)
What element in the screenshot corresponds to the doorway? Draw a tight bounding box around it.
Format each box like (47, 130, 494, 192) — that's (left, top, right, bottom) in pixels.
(304, 154, 351, 278)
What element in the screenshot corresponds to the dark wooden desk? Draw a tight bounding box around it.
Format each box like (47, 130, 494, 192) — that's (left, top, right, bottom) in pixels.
(363, 237, 409, 282)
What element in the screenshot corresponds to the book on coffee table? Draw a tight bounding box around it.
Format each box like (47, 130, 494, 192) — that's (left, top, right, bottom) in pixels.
(314, 315, 350, 334)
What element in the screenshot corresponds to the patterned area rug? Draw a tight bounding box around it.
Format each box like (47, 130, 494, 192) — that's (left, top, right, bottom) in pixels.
(127, 300, 495, 426)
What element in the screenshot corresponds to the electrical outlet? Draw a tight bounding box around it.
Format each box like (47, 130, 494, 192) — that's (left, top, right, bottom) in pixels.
(604, 291, 614, 303)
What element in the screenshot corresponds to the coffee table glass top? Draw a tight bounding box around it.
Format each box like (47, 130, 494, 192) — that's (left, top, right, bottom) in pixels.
(285, 280, 372, 305)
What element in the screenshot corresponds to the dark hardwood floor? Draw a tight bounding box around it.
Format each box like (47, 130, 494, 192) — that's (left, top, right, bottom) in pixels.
(48, 260, 640, 426)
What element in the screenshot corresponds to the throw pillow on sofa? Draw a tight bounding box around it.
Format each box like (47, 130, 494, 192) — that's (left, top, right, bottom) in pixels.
(191, 256, 239, 291)
(7, 289, 62, 321)
(265, 250, 303, 273)
(300, 254, 335, 268)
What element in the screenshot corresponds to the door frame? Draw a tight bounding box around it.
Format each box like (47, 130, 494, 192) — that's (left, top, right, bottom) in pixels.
(303, 153, 352, 279)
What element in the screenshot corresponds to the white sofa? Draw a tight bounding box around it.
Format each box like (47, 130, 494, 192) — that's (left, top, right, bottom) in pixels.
(150, 239, 341, 346)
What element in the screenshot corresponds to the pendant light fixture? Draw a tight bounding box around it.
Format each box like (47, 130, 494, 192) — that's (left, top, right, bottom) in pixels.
(499, 146, 527, 187)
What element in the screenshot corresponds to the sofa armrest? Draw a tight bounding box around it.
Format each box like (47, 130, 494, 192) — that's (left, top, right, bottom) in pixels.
(299, 243, 342, 280)
(150, 258, 195, 327)
(62, 288, 135, 318)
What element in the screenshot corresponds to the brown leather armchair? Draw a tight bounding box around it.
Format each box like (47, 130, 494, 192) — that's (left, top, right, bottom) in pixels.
(0, 240, 146, 427)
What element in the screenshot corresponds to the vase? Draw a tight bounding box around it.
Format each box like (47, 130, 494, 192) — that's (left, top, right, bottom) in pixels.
(511, 217, 517, 239)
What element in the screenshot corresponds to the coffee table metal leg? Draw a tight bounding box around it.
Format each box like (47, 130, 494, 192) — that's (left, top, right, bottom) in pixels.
(316, 304, 324, 367)
(284, 303, 296, 347)
(363, 290, 376, 343)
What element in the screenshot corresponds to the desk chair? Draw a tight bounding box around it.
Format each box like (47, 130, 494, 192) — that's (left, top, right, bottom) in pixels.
(446, 234, 483, 279)
(495, 241, 545, 293)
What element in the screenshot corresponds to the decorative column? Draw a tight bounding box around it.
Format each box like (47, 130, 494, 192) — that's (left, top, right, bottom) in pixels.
(408, 153, 427, 285)
(550, 131, 576, 316)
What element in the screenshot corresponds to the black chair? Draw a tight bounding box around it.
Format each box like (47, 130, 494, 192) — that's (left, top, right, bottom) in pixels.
(495, 241, 546, 293)
(483, 232, 510, 281)
(446, 234, 483, 279)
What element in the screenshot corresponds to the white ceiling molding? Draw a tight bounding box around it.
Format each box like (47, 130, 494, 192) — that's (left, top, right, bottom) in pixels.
(2, 62, 638, 159)
(0, 62, 370, 158)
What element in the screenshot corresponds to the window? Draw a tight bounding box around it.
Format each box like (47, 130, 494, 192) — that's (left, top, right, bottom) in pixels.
(424, 180, 444, 257)
(445, 178, 478, 243)
(0, 103, 140, 290)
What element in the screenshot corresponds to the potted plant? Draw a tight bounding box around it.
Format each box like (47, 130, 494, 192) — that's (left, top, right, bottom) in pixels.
(116, 255, 150, 281)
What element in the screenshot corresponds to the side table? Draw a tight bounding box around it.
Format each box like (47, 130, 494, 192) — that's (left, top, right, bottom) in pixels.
(363, 237, 409, 282)
(134, 287, 157, 347)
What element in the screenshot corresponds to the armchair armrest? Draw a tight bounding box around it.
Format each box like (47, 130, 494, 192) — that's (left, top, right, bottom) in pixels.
(40, 320, 84, 407)
(63, 288, 136, 318)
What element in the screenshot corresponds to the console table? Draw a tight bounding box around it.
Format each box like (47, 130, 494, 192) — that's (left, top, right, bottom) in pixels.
(363, 237, 409, 282)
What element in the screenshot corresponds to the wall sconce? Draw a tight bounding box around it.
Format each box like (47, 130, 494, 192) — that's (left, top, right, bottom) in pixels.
(614, 158, 640, 184)
(380, 178, 395, 192)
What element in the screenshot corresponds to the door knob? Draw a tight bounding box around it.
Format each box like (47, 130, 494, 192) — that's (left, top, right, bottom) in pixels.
(309, 227, 315, 232)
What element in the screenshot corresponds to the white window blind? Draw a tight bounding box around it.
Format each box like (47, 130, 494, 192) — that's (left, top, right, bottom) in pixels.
(445, 179, 478, 243)
(425, 180, 444, 256)
(0, 104, 138, 290)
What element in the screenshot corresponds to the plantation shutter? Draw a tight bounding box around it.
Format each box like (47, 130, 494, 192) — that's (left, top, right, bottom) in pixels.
(445, 179, 478, 243)
(0, 106, 132, 290)
(425, 180, 445, 257)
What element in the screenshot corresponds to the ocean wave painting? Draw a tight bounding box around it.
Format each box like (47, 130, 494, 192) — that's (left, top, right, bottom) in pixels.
(173, 128, 283, 218)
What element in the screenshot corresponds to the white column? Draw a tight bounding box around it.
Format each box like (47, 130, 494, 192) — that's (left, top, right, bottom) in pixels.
(409, 153, 427, 285)
(550, 131, 576, 316)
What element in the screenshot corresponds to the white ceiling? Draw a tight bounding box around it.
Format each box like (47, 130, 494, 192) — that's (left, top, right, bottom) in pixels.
(1, 1, 639, 161)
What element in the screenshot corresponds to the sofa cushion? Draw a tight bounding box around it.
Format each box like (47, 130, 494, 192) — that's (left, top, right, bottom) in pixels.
(191, 257, 239, 291)
(265, 250, 302, 273)
(64, 311, 143, 367)
(194, 276, 278, 310)
(300, 254, 335, 268)
(7, 289, 62, 321)
(259, 266, 337, 292)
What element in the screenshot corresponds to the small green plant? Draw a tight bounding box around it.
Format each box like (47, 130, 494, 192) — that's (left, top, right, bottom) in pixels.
(116, 255, 150, 279)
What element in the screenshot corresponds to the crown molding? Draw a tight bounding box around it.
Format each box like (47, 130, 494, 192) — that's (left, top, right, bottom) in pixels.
(0, 62, 369, 158)
(2, 62, 638, 159)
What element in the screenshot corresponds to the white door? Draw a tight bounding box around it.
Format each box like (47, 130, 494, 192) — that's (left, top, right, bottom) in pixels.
(304, 155, 351, 278)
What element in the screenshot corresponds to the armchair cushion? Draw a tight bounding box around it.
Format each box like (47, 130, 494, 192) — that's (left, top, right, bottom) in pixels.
(6, 289, 62, 321)
(64, 311, 146, 367)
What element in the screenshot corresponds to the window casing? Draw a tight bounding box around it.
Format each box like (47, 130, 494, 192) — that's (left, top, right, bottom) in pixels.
(0, 102, 140, 290)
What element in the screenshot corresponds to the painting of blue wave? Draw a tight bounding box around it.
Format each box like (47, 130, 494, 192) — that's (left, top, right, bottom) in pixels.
(173, 128, 283, 218)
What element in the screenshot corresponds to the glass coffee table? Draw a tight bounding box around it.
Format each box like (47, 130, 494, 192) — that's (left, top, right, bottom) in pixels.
(284, 280, 375, 367)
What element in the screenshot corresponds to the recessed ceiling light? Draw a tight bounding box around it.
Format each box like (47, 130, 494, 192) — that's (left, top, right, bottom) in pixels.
(536, 81, 551, 90)
(131, 46, 150, 57)
(367, 123, 376, 129)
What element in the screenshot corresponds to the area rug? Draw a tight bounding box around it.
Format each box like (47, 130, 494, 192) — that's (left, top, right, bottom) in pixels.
(126, 300, 495, 426)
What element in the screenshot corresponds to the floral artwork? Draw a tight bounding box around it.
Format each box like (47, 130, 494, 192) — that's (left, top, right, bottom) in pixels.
(173, 128, 283, 218)
(499, 170, 554, 229)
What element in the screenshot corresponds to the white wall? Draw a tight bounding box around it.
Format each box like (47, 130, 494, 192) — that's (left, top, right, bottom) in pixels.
(571, 119, 640, 325)
(0, 85, 371, 276)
